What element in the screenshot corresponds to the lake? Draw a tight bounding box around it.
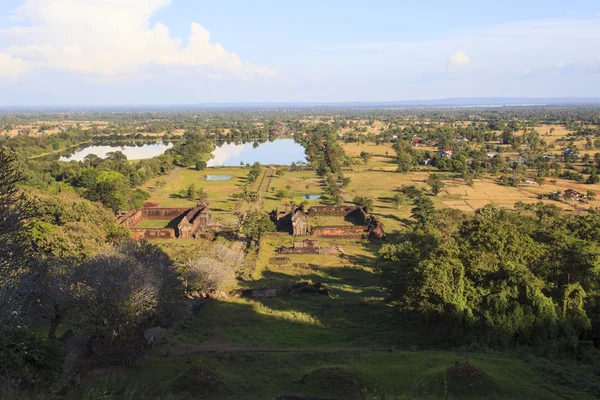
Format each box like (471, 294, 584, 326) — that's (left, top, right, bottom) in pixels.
(59, 141, 173, 162)
(208, 139, 306, 167)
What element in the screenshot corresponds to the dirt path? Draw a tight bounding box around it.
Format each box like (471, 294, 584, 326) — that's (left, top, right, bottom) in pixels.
(162, 342, 390, 356)
(164, 166, 181, 183)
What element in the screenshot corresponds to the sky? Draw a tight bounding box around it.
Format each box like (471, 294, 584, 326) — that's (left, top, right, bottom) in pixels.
(0, 0, 600, 106)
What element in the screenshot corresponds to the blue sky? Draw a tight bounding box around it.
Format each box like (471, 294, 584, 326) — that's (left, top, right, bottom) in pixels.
(1, 0, 599, 105)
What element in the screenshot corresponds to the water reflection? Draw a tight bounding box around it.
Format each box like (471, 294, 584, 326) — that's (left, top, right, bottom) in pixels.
(204, 175, 233, 181)
(59, 142, 173, 161)
(208, 139, 306, 167)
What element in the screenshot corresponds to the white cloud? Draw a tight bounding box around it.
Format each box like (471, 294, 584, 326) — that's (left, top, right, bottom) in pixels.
(0, 0, 277, 81)
(447, 51, 470, 69)
(0, 52, 30, 80)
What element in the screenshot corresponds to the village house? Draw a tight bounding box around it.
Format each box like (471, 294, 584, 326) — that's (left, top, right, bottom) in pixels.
(564, 189, 583, 200)
(440, 148, 453, 158)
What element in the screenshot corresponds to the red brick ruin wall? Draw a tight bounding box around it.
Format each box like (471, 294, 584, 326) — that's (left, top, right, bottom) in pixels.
(119, 207, 190, 240)
(142, 208, 189, 220)
(307, 206, 367, 225)
(117, 209, 143, 228)
(130, 228, 176, 240)
(308, 206, 356, 217)
(311, 225, 366, 239)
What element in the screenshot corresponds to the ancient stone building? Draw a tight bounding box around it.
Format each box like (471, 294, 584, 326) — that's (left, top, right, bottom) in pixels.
(291, 207, 308, 236)
(271, 202, 308, 236)
(177, 203, 212, 239)
(271, 203, 384, 240)
(118, 202, 213, 240)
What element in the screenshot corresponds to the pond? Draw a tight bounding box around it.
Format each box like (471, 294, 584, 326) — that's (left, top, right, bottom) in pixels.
(208, 139, 306, 167)
(304, 195, 321, 200)
(204, 175, 233, 181)
(59, 141, 173, 162)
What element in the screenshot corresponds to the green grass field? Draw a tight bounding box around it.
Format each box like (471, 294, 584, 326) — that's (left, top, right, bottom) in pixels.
(77, 232, 599, 399)
(133, 219, 173, 229)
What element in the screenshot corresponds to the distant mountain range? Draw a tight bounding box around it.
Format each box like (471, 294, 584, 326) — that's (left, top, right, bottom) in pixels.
(3, 97, 600, 112)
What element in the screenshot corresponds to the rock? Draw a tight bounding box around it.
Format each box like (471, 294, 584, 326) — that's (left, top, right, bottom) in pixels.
(143, 326, 166, 345)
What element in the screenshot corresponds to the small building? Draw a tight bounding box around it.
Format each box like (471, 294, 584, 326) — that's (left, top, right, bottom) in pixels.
(440, 148, 453, 158)
(564, 149, 580, 159)
(564, 189, 583, 199)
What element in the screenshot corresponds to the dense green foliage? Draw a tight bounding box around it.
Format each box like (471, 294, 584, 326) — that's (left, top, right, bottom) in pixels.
(379, 202, 600, 348)
(241, 212, 276, 242)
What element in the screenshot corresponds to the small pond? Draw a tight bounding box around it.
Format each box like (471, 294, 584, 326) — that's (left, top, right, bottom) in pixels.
(304, 195, 321, 200)
(204, 175, 233, 181)
(208, 139, 306, 167)
(59, 141, 173, 162)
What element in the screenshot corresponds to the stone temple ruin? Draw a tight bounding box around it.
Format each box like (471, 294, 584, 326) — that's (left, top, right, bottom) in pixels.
(270, 203, 385, 240)
(117, 202, 213, 240)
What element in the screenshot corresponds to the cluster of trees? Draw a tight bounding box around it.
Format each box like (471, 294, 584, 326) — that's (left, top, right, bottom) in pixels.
(0, 149, 210, 391)
(168, 132, 213, 169)
(177, 183, 207, 201)
(296, 123, 351, 175)
(378, 199, 600, 349)
(246, 162, 262, 184)
(0, 150, 188, 388)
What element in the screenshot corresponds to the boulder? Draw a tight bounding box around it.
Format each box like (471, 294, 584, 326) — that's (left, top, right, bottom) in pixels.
(143, 326, 166, 345)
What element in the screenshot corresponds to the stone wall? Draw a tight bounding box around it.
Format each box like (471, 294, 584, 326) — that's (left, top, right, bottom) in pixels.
(130, 228, 176, 240)
(142, 208, 189, 219)
(118, 204, 212, 240)
(117, 209, 143, 228)
(307, 205, 359, 217)
(311, 225, 366, 239)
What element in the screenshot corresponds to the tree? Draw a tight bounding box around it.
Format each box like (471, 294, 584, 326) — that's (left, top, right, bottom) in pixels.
(233, 188, 259, 206)
(87, 171, 130, 213)
(72, 240, 184, 350)
(426, 174, 444, 196)
(360, 151, 372, 164)
(587, 190, 597, 200)
(195, 160, 207, 171)
(353, 195, 374, 212)
(180, 183, 207, 201)
(0, 149, 65, 386)
(411, 195, 435, 225)
(392, 193, 407, 208)
(184, 257, 236, 294)
(241, 212, 276, 242)
(396, 151, 415, 173)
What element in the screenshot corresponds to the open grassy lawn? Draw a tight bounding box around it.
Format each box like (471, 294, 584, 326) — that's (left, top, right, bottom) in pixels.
(139, 167, 250, 227)
(133, 219, 173, 229)
(261, 169, 326, 212)
(79, 232, 599, 399)
(83, 349, 592, 400)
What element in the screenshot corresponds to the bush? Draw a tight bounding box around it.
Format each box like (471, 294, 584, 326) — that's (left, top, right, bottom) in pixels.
(184, 257, 236, 293)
